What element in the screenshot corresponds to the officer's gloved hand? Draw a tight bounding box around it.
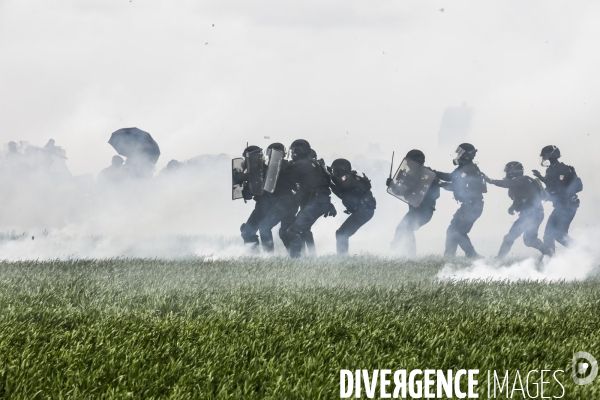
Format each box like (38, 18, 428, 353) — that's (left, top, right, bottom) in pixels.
(438, 181, 451, 190)
(508, 206, 515, 215)
(386, 178, 393, 187)
(324, 203, 337, 218)
(482, 174, 491, 183)
(532, 170, 542, 179)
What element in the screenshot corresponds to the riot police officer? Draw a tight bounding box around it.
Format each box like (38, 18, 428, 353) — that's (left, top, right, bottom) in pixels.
(285, 139, 336, 258)
(487, 162, 552, 258)
(257, 143, 302, 253)
(330, 158, 376, 254)
(532, 145, 582, 252)
(435, 143, 487, 258)
(386, 150, 440, 256)
(233, 145, 274, 250)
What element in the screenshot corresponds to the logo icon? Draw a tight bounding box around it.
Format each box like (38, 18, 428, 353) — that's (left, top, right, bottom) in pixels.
(572, 352, 598, 385)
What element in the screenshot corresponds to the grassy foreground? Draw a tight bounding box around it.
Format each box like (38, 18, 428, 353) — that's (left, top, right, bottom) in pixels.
(0, 256, 599, 399)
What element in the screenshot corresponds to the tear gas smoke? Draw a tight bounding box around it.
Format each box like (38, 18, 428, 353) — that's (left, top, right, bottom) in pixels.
(0, 1, 599, 278)
(437, 229, 600, 281)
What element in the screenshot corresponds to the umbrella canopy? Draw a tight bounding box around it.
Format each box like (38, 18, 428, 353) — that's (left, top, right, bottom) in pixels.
(108, 127, 160, 164)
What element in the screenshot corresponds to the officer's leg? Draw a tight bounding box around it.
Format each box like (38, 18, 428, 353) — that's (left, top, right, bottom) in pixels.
(302, 231, 317, 256)
(543, 207, 560, 252)
(258, 199, 287, 253)
(392, 207, 419, 256)
(554, 203, 578, 248)
(288, 199, 329, 258)
(241, 197, 272, 248)
(519, 208, 551, 256)
(336, 207, 374, 254)
(444, 205, 465, 257)
(453, 201, 483, 258)
(278, 197, 299, 253)
(412, 207, 434, 256)
(497, 215, 526, 259)
(241, 206, 261, 247)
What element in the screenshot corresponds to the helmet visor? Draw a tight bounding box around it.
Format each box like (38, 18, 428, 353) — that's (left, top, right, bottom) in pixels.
(453, 146, 466, 165)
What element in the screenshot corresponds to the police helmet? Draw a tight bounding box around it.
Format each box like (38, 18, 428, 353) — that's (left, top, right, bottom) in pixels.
(331, 158, 352, 177)
(243, 145, 262, 158)
(290, 139, 311, 160)
(406, 149, 425, 165)
(453, 143, 477, 165)
(504, 161, 524, 179)
(540, 145, 560, 167)
(267, 142, 286, 157)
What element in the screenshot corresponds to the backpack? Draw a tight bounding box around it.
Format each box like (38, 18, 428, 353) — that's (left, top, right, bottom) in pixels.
(569, 166, 583, 193)
(529, 176, 549, 202)
(350, 172, 372, 195)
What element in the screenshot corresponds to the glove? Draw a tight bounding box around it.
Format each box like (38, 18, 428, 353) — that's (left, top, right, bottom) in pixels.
(439, 181, 452, 190)
(324, 203, 337, 218)
(386, 178, 393, 187)
(482, 173, 491, 183)
(532, 170, 542, 179)
(508, 206, 515, 215)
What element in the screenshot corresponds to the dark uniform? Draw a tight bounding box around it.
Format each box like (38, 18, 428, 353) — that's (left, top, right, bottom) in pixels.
(330, 160, 376, 254)
(286, 140, 335, 258)
(391, 179, 440, 256)
(233, 146, 275, 250)
(533, 150, 581, 252)
(387, 150, 440, 256)
(257, 158, 301, 252)
(436, 144, 487, 258)
(489, 163, 551, 258)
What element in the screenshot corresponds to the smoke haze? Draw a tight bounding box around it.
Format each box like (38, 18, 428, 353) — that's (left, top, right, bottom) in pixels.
(0, 0, 599, 271)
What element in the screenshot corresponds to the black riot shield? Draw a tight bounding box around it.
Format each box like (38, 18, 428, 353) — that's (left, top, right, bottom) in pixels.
(263, 149, 284, 193)
(246, 150, 264, 196)
(232, 158, 245, 200)
(387, 157, 436, 207)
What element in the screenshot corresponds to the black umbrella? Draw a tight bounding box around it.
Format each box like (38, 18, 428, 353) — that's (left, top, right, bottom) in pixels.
(108, 127, 160, 164)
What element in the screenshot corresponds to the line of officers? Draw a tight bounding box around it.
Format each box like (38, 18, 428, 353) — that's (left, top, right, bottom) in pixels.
(233, 140, 582, 259)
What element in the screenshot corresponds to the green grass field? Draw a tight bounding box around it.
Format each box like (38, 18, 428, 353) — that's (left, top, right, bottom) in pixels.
(1, 256, 599, 399)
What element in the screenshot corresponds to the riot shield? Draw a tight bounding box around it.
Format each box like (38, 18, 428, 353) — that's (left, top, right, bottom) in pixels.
(387, 157, 436, 207)
(232, 158, 245, 200)
(246, 150, 264, 196)
(263, 148, 284, 193)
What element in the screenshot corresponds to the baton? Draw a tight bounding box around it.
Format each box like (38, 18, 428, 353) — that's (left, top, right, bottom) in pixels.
(389, 151, 394, 179)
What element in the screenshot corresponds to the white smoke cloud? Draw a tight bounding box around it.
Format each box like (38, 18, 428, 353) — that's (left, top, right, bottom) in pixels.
(0, 1, 598, 260)
(437, 228, 600, 281)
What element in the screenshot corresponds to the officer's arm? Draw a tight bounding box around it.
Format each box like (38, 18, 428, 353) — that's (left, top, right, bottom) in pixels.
(233, 171, 248, 184)
(532, 169, 546, 183)
(331, 173, 356, 191)
(432, 170, 453, 182)
(330, 183, 343, 198)
(489, 179, 511, 189)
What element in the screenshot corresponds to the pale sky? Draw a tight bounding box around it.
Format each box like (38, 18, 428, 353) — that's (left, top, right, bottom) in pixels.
(1, 0, 598, 176)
